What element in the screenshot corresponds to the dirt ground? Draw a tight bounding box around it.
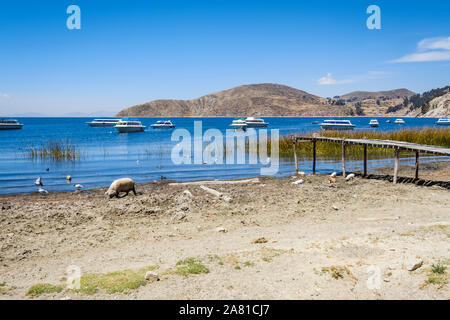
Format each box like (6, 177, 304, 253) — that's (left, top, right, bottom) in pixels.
(0, 163, 449, 300)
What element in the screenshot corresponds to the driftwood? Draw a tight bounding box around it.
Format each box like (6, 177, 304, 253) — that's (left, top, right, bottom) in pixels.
(169, 178, 259, 186)
(199, 185, 232, 202)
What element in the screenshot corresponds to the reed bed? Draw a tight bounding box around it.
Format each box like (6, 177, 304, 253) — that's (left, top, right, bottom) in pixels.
(279, 127, 450, 159)
(26, 140, 82, 161)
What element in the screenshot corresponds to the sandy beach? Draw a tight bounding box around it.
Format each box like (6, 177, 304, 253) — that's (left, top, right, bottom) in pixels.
(0, 163, 449, 300)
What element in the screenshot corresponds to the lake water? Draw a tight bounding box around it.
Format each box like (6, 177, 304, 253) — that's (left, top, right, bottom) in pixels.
(0, 117, 446, 195)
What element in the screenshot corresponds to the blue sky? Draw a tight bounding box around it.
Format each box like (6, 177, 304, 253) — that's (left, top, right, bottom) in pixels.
(0, 0, 449, 115)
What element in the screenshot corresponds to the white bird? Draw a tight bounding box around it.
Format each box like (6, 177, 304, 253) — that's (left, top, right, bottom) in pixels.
(136, 160, 140, 165)
(292, 179, 304, 185)
(345, 173, 355, 181)
(38, 188, 48, 194)
(34, 177, 43, 186)
(330, 172, 337, 178)
(74, 184, 84, 189)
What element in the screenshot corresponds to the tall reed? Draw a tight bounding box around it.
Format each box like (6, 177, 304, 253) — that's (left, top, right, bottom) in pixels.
(26, 140, 82, 161)
(278, 127, 450, 159)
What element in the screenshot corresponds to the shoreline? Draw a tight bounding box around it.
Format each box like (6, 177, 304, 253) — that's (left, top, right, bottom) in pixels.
(0, 162, 448, 299)
(1, 160, 449, 198)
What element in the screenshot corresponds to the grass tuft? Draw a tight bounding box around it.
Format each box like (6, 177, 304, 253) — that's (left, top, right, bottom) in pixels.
(169, 257, 210, 277)
(26, 283, 64, 297)
(74, 265, 158, 295)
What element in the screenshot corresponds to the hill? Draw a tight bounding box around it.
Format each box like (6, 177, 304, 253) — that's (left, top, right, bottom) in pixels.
(116, 84, 353, 117)
(339, 89, 416, 102)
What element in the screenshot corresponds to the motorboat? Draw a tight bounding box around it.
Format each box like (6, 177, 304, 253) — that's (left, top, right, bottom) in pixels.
(244, 117, 268, 128)
(312, 121, 319, 124)
(86, 118, 121, 127)
(394, 118, 405, 124)
(320, 119, 355, 130)
(436, 117, 450, 126)
(369, 119, 379, 127)
(230, 119, 248, 130)
(150, 120, 175, 129)
(386, 120, 391, 123)
(114, 120, 146, 133)
(0, 119, 23, 130)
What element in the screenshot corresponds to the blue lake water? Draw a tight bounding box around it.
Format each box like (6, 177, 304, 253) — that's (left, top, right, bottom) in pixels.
(0, 117, 446, 195)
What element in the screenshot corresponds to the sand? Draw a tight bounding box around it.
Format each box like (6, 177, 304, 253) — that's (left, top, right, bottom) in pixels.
(0, 163, 449, 300)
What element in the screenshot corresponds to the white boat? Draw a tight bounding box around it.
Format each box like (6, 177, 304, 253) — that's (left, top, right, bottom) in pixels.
(320, 119, 355, 130)
(0, 119, 23, 130)
(436, 117, 450, 126)
(114, 120, 146, 133)
(150, 120, 175, 129)
(394, 118, 405, 124)
(369, 119, 379, 127)
(245, 117, 268, 128)
(230, 119, 248, 130)
(86, 118, 121, 127)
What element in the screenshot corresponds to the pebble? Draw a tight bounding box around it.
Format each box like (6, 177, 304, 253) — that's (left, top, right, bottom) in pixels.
(144, 271, 159, 282)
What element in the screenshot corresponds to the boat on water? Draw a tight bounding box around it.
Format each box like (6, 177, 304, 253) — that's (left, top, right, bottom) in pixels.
(150, 120, 175, 129)
(320, 119, 355, 130)
(245, 117, 268, 128)
(0, 119, 24, 130)
(394, 118, 405, 124)
(114, 120, 146, 133)
(386, 120, 391, 123)
(369, 119, 379, 127)
(312, 121, 319, 124)
(86, 118, 121, 127)
(230, 119, 248, 130)
(436, 117, 450, 126)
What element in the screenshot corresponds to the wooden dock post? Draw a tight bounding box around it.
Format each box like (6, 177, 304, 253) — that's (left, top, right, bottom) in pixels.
(415, 151, 419, 179)
(363, 145, 367, 177)
(292, 138, 298, 174)
(393, 148, 400, 184)
(341, 139, 346, 177)
(312, 139, 317, 175)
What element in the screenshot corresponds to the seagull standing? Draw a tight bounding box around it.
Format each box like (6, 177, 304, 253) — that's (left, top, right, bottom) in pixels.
(34, 177, 43, 186)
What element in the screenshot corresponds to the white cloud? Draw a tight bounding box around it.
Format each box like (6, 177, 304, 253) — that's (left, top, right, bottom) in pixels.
(391, 37, 450, 63)
(318, 73, 337, 85)
(417, 37, 450, 51)
(317, 73, 353, 85)
(0, 93, 9, 98)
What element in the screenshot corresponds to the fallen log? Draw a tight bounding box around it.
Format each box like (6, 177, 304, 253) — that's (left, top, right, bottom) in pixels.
(169, 178, 259, 186)
(200, 185, 232, 202)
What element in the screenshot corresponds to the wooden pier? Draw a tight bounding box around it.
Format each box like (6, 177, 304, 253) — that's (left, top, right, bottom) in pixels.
(291, 136, 450, 183)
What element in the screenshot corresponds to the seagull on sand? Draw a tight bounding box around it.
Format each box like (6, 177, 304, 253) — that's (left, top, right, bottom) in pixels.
(34, 177, 43, 186)
(38, 188, 48, 195)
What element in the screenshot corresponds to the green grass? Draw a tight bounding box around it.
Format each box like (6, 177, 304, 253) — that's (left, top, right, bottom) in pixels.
(26, 283, 64, 297)
(169, 257, 210, 277)
(26, 140, 82, 161)
(75, 265, 158, 295)
(425, 260, 448, 287)
(431, 262, 446, 274)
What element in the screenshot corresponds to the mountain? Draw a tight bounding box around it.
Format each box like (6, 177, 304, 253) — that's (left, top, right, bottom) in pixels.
(420, 92, 450, 117)
(116, 84, 425, 117)
(117, 84, 353, 117)
(339, 89, 416, 102)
